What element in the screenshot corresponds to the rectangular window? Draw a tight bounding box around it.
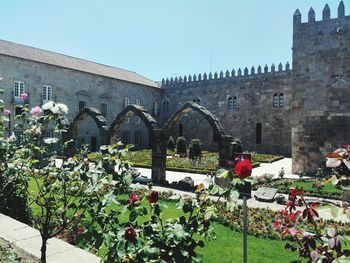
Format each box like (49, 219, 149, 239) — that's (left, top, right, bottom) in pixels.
(14, 129, 23, 147)
(44, 130, 53, 138)
(79, 101, 87, 112)
(100, 103, 108, 117)
(134, 130, 141, 146)
(124, 97, 129, 108)
(43, 86, 53, 102)
(14, 81, 25, 98)
(135, 99, 141, 106)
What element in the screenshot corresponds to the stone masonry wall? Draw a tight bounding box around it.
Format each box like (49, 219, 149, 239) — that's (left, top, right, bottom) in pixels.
(0, 55, 162, 150)
(292, 3, 350, 173)
(161, 66, 292, 156)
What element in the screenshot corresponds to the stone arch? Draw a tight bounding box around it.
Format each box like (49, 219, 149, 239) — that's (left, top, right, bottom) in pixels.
(109, 104, 166, 184)
(108, 104, 159, 143)
(66, 107, 108, 154)
(165, 101, 226, 143)
(165, 101, 232, 166)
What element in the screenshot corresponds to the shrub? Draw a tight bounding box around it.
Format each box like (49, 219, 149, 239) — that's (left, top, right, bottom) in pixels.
(188, 139, 202, 161)
(167, 136, 175, 151)
(176, 136, 187, 157)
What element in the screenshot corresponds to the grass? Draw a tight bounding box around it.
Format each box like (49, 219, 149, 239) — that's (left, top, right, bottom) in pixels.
(291, 181, 342, 195)
(126, 149, 282, 173)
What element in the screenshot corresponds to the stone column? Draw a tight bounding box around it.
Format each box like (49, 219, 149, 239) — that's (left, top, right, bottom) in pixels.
(151, 128, 167, 184)
(218, 135, 234, 167)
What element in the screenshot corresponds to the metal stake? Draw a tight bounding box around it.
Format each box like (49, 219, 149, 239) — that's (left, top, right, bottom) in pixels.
(243, 195, 248, 263)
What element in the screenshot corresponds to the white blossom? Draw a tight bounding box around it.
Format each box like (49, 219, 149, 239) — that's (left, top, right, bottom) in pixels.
(44, 137, 59, 144)
(42, 101, 55, 111)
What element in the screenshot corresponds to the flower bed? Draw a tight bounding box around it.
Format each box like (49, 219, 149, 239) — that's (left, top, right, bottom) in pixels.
(253, 178, 343, 200)
(0, 238, 39, 263)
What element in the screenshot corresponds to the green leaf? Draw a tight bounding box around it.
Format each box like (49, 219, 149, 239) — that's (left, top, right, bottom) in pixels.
(216, 169, 229, 179)
(331, 206, 340, 218)
(87, 152, 103, 162)
(129, 209, 138, 222)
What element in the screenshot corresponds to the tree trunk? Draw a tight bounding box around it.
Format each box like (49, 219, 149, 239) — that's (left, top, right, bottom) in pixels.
(41, 237, 47, 263)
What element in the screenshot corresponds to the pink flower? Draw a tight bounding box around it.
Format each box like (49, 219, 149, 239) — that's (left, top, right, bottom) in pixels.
(3, 109, 11, 116)
(30, 106, 42, 116)
(20, 93, 28, 100)
(129, 193, 140, 205)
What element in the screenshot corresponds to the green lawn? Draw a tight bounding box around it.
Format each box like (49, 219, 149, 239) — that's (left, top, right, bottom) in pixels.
(291, 181, 342, 195)
(126, 149, 282, 173)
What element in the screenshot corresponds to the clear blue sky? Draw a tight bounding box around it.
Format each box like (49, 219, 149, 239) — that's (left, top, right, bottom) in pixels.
(0, 0, 344, 81)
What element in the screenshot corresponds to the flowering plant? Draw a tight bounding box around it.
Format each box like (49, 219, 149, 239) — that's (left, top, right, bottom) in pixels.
(273, 187, 350, 262)
(325, 144, 350, 171)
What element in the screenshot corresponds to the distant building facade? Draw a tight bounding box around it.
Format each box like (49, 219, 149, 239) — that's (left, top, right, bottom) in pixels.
(0, 1, 349, 174)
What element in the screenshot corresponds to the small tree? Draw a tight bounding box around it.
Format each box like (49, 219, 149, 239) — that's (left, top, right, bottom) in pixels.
(167, 136, 175, 152)
(176, 136, 187, 157)
(188, 138, 202, 161)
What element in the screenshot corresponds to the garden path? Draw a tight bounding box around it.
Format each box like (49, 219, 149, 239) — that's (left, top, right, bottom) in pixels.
(134, 158, 349, 222)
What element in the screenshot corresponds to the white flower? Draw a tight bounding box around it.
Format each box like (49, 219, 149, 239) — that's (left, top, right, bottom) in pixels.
(44, 137, 59, 144)
(42, 101, 55, 111)
(55, 103, 69, 114)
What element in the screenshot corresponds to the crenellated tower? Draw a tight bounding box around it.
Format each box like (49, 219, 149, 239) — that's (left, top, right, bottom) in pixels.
(292, 1, 350, 173)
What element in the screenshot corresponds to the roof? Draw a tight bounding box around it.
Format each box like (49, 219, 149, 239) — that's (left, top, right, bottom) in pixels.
(0, 39, 159, 88)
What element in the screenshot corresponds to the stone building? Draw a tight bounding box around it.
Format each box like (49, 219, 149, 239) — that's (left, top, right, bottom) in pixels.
(0, 1, 349, 174)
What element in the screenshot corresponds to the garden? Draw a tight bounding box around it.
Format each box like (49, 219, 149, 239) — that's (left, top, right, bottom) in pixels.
(1, 92, 350, 263)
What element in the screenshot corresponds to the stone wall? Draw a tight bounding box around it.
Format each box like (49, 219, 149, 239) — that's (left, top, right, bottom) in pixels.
(291, 3, 350, 173)
(0, 55, 162, 150)
(161, 66, 292, 156)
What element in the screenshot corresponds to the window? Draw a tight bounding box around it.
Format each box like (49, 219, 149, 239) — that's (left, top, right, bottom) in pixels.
(279, 93, 284, 107)
(79, 101, 86, 112)
(273, 94, 278, 107)
(153, 102, 158, 116)
(228, 97, 233, 110)
(122, 131, 131, 145)
(43, 86, 52, 102)
(44, 130, 53, 138)
(233, 96, 238, 109)
(100, 103, 108, 117)
(14, 129, 23, 147)
(256, 123, 262, 144)
(14, 81, 25, 98)
(163, 100, 169, 113)
(124, 97, 129, 108)
(135, 99, 141, 106)
(134, 130, 141, 146)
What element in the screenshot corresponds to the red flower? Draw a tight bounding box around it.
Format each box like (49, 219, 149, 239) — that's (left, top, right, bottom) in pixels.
(281, 227, 303, 238)
(234, 159, 252, 179)
(129, 193, 139, 205)
(125, 227, 137, 241)
(148, 191, 159, 204)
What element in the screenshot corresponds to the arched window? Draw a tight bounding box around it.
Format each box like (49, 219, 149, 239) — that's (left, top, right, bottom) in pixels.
(279, 93, 284, 107)
(163, 100, 169, 113)
(273, 94, 278, 107)
(256, 123, 262, 144)
(228, 96, 233, 110)
(233, 96, 238, 109)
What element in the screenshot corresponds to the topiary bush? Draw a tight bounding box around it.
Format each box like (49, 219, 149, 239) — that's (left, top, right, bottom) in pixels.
(176, 136, 187, 157)
(188, 138, 202, 161)
(167, 136, 175, 151)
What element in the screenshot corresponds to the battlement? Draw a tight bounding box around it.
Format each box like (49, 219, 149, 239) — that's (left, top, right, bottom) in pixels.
(294, 1, 347, 26)
(161, 62, 291, 88)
